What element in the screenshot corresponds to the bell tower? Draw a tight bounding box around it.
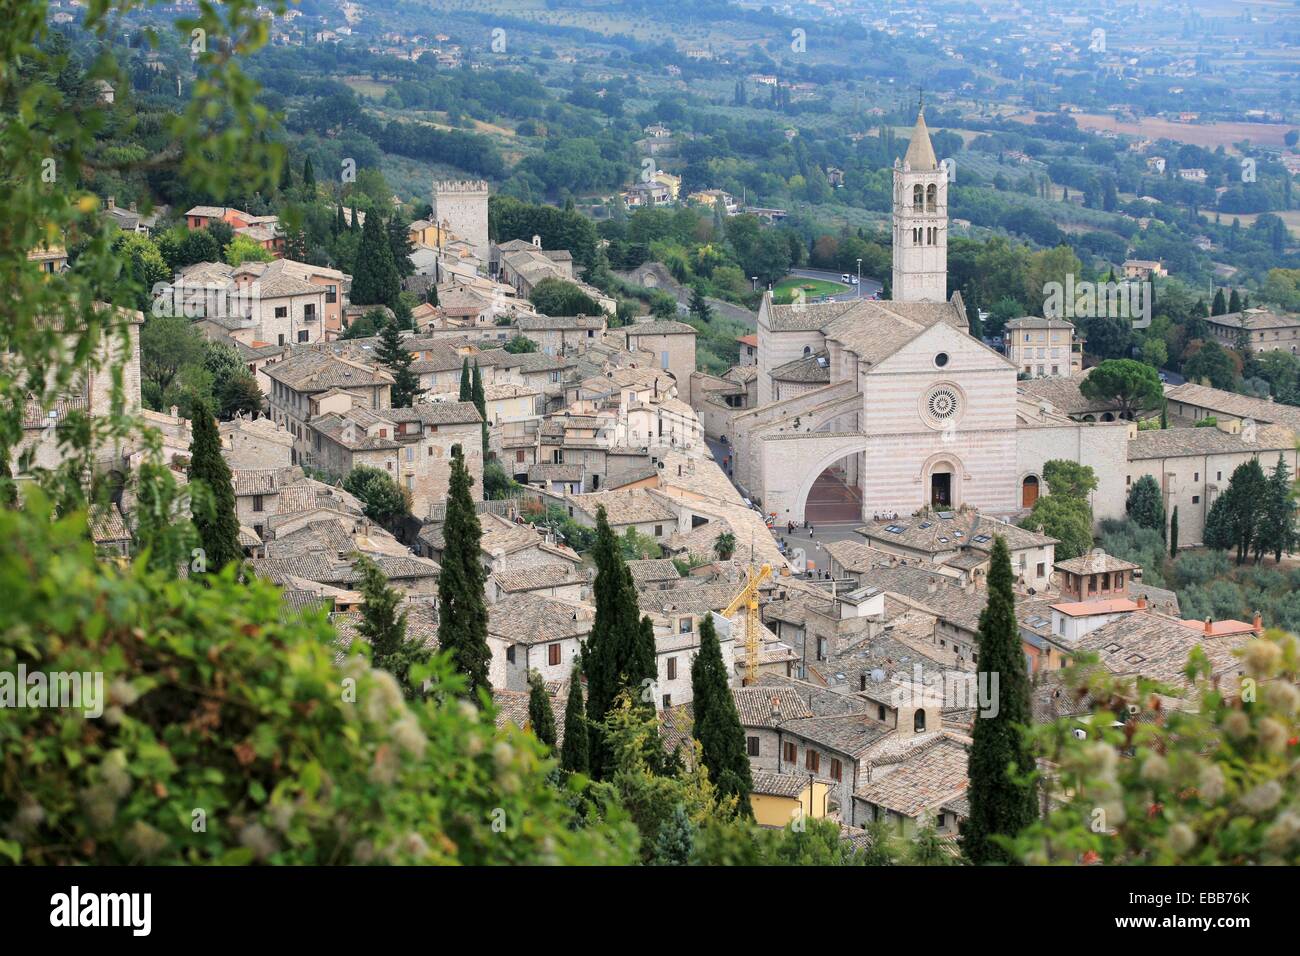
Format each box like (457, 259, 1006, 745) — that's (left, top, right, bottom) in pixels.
(891, 103, 948, 302)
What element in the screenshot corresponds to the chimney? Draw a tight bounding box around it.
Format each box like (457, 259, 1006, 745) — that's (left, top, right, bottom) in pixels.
(107, 196, 115, 210)
(1136, 593, 1147, 610)
(1253, 609, 1263, 635)
(1204, 616, 1213, 636)
(770, 696, 781, 721)
(927, 578, 938, 594)
(170, 405, 179, 418)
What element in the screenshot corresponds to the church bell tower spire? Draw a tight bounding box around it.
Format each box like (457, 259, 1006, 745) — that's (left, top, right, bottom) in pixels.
(891, 105, 948, 302)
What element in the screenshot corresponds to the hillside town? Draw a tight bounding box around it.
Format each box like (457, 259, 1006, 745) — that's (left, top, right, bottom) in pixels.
(5, 0, 1300, 895)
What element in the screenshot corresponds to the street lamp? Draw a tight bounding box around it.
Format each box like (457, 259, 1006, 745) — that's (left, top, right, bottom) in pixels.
(856, 258, 862, 299)
(752, 275, 759, 292)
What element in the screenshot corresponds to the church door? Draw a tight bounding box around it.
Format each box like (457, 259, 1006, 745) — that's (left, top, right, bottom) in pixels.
(1022, 475, 1040, 509)
(930, 471, 951, 508)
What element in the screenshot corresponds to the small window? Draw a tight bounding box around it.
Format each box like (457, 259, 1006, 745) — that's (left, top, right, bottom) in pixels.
(506, 646, 515, 664)
(654, 524, 664, 537)
(830, 758, 842, 781)
(783, 741, 797, 764)
(666, 657, 678, 680)
(934, 352, 949, 367)
(1192, 495, 1200, 504)
(914, 709, 927, 733)
(877, 704, 886, 721)
(747, 736, 760, 757)
(252, 494, 264, 513)
(678, 618, 692, 634)
(662, 694, 672, 708)
(805, 750, 820, 774)
(547, 643, 561, 666)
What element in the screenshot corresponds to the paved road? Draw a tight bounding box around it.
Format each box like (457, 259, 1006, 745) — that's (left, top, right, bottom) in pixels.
(788, 267, 883, 303)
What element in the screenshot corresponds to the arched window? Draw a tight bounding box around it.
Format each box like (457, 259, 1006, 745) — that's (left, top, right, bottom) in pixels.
(913, 709, 927, 733)
(912, 184, 924, 210)
(803, 345, 811, 356)
(926, 183, 937, 212)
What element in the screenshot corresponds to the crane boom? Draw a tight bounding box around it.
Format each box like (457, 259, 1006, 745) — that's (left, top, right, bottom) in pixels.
(723, 563, 771, 686)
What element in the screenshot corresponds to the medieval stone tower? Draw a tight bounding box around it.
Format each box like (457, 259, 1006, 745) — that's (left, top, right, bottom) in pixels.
(891, 109, 948, 303)
(431, 179, 490, 264)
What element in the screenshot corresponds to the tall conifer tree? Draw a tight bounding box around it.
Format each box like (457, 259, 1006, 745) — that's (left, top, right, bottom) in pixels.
(350, 209, 401, 309)
(963, 536, 1037, 865)
(527, 669, 557, 750)
(584, 506, 655, 777)
(560, 661, 590, 774)
(376, 319, 423, 408)
(690, 613, 753, 815)
(437, 450, 491, 698)
(187, 399, 243, 573)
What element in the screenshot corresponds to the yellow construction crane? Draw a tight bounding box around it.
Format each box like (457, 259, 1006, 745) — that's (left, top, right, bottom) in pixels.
(723, 563, 772, 686)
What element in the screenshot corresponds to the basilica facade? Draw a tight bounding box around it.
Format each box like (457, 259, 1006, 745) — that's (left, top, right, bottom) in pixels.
(726, 110, 1130, 526)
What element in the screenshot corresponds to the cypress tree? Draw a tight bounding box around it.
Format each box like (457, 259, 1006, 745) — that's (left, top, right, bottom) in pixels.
(458, 357, 472, 402)
(527, 669, 557, 750)
(334, 204, 344, 236)
(279, 158, 293, 192)
(349, 204, 359, 233)
(356, 554, 427, 698)
(471, 361, 488, 457)
(437, 450, 491, 699)
(186, 399, 242, 573)
(690, 612, 753, 816)
(375, 319, 423, 408)
(385, 213, 415, 278)
(1169, 505, 1179, 557)
(1212, 288, 1226, 316)
(963, 536, 1037, 865)
(302, 155, 315, 189)
(560, 661, 590, 773)
(584, 506, 655, 778)
(350, 209, 401, 309)
(1262, 453, 1296, 563)
(1228, 288, 1242, 314)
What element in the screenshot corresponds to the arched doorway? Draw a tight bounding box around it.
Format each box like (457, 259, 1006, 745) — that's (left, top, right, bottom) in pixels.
(920, 453, 963, 512)
(1022, 475, 1040, 509)
(805, 451, 864, 523)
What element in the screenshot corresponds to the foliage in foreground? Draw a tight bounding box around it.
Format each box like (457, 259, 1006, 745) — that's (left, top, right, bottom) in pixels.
(1014, 633, 1300, 865)
(0, 495, 636, 865)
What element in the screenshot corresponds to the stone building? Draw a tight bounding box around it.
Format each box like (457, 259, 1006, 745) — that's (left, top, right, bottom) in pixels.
(431, 180, 490, 264)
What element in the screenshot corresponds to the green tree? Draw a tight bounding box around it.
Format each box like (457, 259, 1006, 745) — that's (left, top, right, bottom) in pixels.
(223, 234, 274, 267)
(689, 284, 713, 324)
(962, 536, 1038, 865)
(186, 399, 242, 574)
(438, 450, 491, 699)
(1079, 359, 1163, 420)
(527, 669, 558, 750)
(1021, 495, 1092, 560)
(560, 661, 590, 774)
(584, 506, 656, 778)
(376, 319, 423, 408)
(385, 213, 415, 278)
(1170, 505, 1179, 556)
(651, 803, 696, 865)
(1211, 287, 1226, 315)
(529, 276, 603, 317)
(503, 333, 538, 354)
(458, 357, 472, 402)
(1043, 459, 1099, 502)
(350, 208, 402, 309)
(140, 313, 206, 400)
(302, 155, 315, 190)
(355, 554, 429, 698)
(713, 531, 736, 560)
(690, 613, 754, 816)
(342, 465, 410, 528)
(1125, 474, 1166, 535)
(1260, 454, 1296, 563)
(1184, 340, 1239, 390)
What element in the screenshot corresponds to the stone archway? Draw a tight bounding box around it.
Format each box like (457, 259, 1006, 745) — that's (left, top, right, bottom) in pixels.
(920, 451, 965, 511)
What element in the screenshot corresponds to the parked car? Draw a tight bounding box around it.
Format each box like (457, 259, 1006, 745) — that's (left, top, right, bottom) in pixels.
(840, 273, 852, 284)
